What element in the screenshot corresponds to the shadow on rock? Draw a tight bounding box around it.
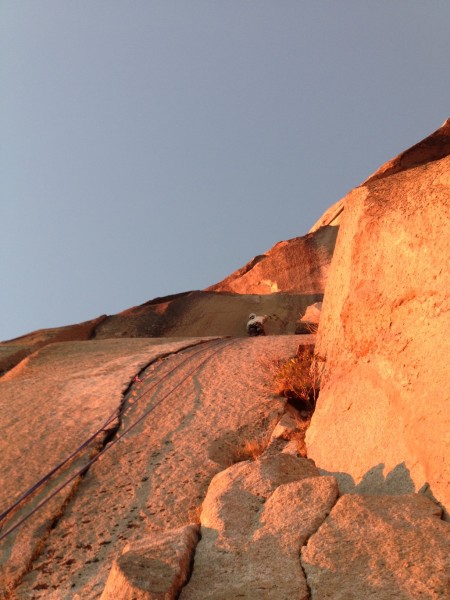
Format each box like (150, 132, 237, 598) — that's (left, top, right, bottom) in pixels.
(320, 462, 416, 496)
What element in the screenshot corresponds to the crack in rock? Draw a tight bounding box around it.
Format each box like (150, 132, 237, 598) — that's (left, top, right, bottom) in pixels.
(3, 340, 214, 598)
(301, 494, 450, 599)
(180, 453, 338, 599)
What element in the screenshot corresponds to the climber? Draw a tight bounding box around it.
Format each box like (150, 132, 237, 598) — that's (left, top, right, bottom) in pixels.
(246, 313, 268, 336)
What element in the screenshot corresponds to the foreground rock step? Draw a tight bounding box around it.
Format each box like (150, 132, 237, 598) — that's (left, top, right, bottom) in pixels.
(98, 453, 450, 599)
(180, 453, 339, 600)
(101, 525, 200, 600)
(302, 494, 450, 600)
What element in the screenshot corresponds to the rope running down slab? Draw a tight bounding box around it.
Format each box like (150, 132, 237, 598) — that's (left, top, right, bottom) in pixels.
(0, 338, 225, 524)
(0, 337, 236, 542)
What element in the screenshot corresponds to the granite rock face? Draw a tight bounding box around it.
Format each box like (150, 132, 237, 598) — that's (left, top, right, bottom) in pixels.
(1, 121, 449, 599)
(94, 290, 324, 339)
(307, 125, 450, 513)
(4, 336, 305, 598)
(207, 225, 338, 295)
(101, 525, 200, 600)
(181, 453, 338, 599)
(302, 494, 450, 599)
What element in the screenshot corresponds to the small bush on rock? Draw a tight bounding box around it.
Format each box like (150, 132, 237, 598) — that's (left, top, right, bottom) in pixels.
(271, 346, 325, 410)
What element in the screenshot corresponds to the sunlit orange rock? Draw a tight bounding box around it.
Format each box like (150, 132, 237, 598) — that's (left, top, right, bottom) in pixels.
(207, 225, 338, 295)
(5, 336, 303, 598)
(302, 494, 450, 598)
(101, 525, 200, 600)
(307, 123, 450, 514)
(181, 453, 338, 599)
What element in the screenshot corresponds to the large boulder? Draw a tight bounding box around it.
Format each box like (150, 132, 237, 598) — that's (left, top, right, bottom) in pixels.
(302, 494, 450, 599)
(306, 124, 450, 514)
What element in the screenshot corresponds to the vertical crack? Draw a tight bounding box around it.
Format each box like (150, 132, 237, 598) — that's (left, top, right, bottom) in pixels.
(298, 493, 339, 600)
(175, 527, 202, 600)
(299, 548, 313, 600)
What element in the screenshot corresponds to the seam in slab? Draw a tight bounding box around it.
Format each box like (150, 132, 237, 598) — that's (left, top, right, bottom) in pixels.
(7, 339, 223, 597)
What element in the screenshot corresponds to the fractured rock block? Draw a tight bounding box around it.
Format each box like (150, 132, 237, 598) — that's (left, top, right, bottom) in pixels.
(181, 453, 338, 599)
(101, 524, 200, 600)
(301, 494, 450, 599)
(270, 412, 298, 441)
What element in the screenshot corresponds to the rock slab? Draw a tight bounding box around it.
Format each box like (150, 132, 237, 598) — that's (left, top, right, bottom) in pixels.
(10, 336, 301, 598)
(0, 337, 204, 596)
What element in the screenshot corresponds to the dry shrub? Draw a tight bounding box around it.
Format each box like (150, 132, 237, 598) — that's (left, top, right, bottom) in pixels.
(269, 346, 325, 410)
(232, 434, 271, 462)
(304, 321, 319, 334)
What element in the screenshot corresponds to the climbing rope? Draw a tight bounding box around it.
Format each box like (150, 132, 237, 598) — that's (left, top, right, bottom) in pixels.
(0, 337, 236, 542)
(0, 338, 223, 524)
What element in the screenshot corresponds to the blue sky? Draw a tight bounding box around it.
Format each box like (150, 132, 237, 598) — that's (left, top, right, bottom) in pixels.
(1, 1, 449, 341)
